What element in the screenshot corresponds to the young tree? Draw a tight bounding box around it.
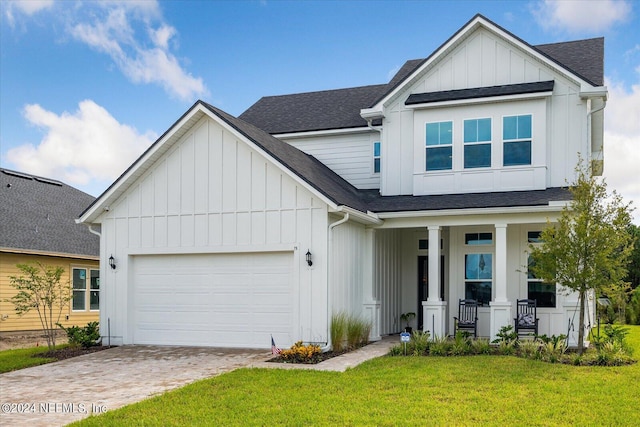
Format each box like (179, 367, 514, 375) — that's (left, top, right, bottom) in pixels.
(529, 160, 635, 354)
(7, 262, 71, 349)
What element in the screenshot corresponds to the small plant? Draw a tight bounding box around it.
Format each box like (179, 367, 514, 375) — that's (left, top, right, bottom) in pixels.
(279, 341, 321, 363)
(449, 331, 472, 356)
(428, 334, 451, 356)
(400, 312, 416, 332)
(470, 338, 492, 355)
(58, 321, 100, 348)
(409, 330, 430, 355)
(330, 312, 348, 352)
(518, 339, 542, 360)
(346, 315, 371, 350)
(492, 325, 518, 346)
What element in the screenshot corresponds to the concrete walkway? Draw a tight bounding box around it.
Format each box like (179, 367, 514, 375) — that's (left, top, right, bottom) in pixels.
(0, 337, 397, 426)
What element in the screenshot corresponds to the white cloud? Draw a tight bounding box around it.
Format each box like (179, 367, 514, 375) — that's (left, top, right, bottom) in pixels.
(69, 3, 207, 101)
(12, 0, 53, 15)
(6, 100, 156, 194)
(4, 0, 54, 27)
(603, 78, 640, 223)
(532, 0, 631, 34)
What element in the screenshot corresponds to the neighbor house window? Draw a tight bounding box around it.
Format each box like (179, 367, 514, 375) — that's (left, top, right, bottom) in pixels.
(464, 118, 491, 168)
(503, 114, 532, 166)
(527, 231, 556, 307)
(425, 121, 453, 171)
(72, 268, 100, 311)
(373, 141, 381, 174)
(465, 253, 492, 306)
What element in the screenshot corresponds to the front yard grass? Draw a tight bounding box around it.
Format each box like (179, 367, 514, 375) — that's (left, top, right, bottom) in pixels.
(74, 326, 640, 426)
(0, 346, 59, 373)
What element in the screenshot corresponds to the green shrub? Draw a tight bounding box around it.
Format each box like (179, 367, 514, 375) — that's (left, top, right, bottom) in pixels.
(279, 341, 321, 363)
(518, 339, 542, 359)
(58, 321, 100, 348)
(409, 330, 430, 355)
(429, 335, 451, 356)
(449, 332, 472, 356)
(470, 338, 492, 355)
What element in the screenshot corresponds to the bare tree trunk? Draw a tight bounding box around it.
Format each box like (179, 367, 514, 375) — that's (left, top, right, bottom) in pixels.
(578, 290, 586, 355)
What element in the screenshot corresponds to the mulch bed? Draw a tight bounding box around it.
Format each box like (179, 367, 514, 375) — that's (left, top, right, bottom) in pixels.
(35, 346, 112, 362)
(267, 343, 371, 364)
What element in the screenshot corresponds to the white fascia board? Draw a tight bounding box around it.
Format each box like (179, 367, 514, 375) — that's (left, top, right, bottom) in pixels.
(404, 90, 553, 110)
(275, 127, 372, 139)
(374, 203, 567, 228)
(200, 109, 340, 211)
(579, 86, 608, 100)
(78, 105, 209, 224)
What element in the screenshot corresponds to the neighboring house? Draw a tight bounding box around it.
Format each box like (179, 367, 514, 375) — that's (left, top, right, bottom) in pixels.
(0, 168, 100, 334)
(78, 14, 604, 349)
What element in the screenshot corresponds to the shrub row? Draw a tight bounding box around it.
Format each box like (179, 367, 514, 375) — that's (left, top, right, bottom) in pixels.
(388, 325, 637, 366)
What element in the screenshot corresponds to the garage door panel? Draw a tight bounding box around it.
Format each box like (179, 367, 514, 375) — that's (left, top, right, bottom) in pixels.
(132, 252, 293, 348)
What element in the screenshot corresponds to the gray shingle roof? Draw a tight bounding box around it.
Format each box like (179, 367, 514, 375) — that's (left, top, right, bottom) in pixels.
(239, 16, 604, 135)
(0, 169, 99, 257)
(535, 37, 604, 86)
(360, 187, 571, 213)
(239, 84, 388, 134)
(405, 81, 555, 105)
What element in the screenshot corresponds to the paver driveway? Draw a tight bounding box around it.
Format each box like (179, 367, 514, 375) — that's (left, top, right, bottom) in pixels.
(0, 345, 270, 427)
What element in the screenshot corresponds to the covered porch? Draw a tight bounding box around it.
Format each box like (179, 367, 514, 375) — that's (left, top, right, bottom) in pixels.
(364, 209, 593, 346)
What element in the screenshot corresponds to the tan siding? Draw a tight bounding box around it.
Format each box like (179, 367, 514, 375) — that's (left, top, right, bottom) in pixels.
(0, 252, 99, 333)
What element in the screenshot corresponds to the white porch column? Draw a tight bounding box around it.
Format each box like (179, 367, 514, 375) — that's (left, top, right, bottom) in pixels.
(490, 223, 511, 341)
(363, 228, 381, 341)
(424, 225, 446, 338)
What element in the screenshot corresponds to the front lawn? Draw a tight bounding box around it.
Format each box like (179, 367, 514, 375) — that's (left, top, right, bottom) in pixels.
(74, 326, 640, 426)
(0, 346, 58, 373)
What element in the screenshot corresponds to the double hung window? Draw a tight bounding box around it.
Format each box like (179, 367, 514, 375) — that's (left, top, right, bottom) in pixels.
(72, 268, 100, 311)
(425, 121, 453, 171)
(503, 114, 532, 166)
(464, 118, 491, 168)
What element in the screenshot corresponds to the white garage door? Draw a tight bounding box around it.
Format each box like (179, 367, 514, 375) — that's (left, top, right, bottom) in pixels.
(131, 252, 293, 348)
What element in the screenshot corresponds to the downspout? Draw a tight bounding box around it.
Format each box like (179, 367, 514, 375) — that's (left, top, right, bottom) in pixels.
(586, 96, 607, 171)
(85, 224, 101, 237)
(322, 212, 350, 352)
(85, 224, 108, 345)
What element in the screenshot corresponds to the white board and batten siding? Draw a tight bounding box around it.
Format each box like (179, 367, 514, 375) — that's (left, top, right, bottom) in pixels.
(100, 115, 329, 348)
(382, 27, 590, 197)
(282, 131, 381, 190)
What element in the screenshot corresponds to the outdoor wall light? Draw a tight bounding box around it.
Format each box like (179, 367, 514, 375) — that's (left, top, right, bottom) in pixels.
(109, 255, 116, 270)
(306, 250, 313, 267)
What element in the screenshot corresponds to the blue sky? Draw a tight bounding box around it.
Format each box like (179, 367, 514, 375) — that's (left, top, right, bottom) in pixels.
(1, 0, 639, 221)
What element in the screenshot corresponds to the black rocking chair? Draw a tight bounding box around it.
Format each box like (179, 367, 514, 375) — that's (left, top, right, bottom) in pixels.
(454, 299, 478, 337)
(514, 299, 539, 336)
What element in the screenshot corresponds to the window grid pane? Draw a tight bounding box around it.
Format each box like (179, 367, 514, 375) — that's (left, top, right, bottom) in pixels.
(464, 144, 491, 168)
(504, 141, 531, 166)
(426, 146, 452, 170)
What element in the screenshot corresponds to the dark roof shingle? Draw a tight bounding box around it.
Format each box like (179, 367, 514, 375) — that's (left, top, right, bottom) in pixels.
(405, 81, 555, 105)
(0, 169, 99, 257)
